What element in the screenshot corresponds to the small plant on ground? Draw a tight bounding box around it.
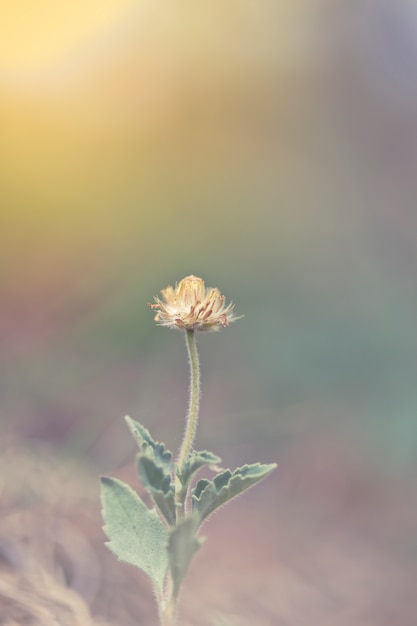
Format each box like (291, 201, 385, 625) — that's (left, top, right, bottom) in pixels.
(100, 275, 277, 626)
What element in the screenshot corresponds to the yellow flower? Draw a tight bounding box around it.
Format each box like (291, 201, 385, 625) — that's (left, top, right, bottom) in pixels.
(148, 275, 241, 331)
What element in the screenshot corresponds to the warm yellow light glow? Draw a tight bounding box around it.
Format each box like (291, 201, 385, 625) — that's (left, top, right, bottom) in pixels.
(0, 0, 138, 71)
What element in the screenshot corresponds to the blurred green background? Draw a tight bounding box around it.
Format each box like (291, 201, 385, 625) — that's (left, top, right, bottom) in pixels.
(1, 1, 416, 623)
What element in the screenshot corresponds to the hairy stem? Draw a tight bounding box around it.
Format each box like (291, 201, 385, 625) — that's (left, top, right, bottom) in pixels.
(176, 330, 200, 496)
(165, 330, 200, 622)
(159, 598, 177, 626)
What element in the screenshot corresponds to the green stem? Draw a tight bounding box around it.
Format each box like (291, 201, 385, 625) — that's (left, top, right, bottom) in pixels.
(176, 329, 200, 483)
(167, 330, 200, 622)
(159, 598, 177, 626)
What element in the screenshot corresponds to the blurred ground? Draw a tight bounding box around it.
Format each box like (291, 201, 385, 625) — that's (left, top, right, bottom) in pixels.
(1, 1, 417, 624)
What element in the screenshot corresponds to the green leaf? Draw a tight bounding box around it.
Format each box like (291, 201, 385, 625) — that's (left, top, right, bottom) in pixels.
(176, 450, 222, 489)
(101, 476, 168, 594)
(125, 415, 172, 471)
(192, 462, 277, 523)
(137, 455, 176, 526)
(167, 515, 203, 598)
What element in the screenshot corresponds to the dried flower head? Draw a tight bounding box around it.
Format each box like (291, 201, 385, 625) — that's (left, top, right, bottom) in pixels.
(148, 275, 241, 331)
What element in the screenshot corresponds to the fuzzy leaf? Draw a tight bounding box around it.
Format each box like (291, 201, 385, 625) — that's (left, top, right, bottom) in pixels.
(192, 463, 277, 523)
(101, 476, 168, 594)
(176, 450, 222, 489)
(125, 415, 172, 471)
(167, 516, 203, 598)
(137, 455, 176, 525)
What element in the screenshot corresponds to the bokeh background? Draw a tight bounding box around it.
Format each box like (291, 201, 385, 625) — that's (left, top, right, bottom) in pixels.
(1, 1, 417, 625)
